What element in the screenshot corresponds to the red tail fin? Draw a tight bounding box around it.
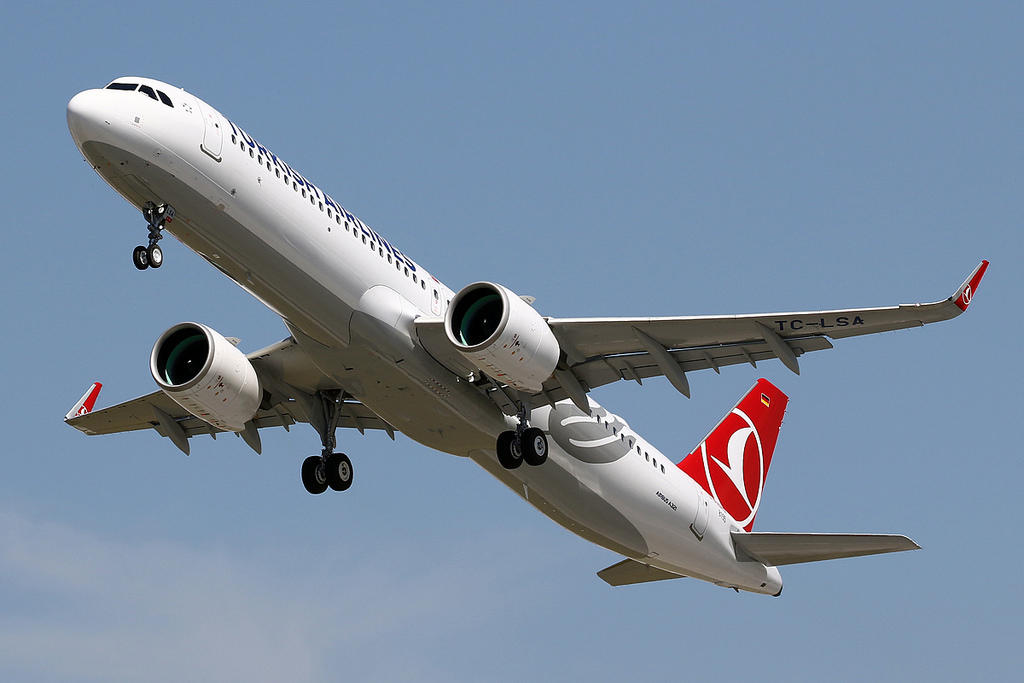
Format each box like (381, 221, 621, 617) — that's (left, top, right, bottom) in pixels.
(678, 379, 788, 531)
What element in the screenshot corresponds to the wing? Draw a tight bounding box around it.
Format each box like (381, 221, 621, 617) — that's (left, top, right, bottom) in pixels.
(65, 337, 395, 454)
(416, 261, 988, 411)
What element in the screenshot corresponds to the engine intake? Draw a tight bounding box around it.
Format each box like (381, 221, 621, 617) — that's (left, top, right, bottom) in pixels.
(445, 282, 559, 393)
(151, 322, 261, 432)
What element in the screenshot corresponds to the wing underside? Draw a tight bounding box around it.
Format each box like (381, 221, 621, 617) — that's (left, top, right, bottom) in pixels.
(415, 260, 988, 413)
(65, 337, 394, 453)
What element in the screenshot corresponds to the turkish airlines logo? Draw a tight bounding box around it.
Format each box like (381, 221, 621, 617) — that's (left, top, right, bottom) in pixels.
(698, 408, 766, 529)
(960, 285, 973, 308)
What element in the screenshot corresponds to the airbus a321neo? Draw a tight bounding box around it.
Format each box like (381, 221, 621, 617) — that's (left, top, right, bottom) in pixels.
(65, 78, 988, 595)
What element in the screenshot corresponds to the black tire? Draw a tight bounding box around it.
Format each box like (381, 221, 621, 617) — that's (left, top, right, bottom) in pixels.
(301, 455, 329, 495)
(522, 427, 548, 467)
(132, 245, 149, 270)
(147, 244, 163, 268)
(325, 452, 353, 492)
(496, 430, 523, 470)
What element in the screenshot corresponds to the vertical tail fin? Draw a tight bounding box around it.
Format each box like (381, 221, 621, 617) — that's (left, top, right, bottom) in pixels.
(678, 379, 788, 532)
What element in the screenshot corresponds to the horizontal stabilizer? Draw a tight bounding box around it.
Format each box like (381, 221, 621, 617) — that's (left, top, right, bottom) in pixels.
(597, 558, 687, 586)
(732, 532, 920, 566)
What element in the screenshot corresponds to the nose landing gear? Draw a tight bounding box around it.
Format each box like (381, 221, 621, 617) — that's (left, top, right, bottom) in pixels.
(133, 201, 174, 270)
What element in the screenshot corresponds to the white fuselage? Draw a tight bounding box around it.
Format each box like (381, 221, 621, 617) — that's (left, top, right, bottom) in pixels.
(67, 78, 782, 595)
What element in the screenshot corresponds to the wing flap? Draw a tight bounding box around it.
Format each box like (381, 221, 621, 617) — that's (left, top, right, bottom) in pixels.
(732, 532, 920, 566)
(542, 336, 833, 399)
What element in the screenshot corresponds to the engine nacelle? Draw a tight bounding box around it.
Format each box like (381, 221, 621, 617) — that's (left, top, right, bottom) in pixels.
(151, 322, 262, 432)
(445, 282, 560, 393)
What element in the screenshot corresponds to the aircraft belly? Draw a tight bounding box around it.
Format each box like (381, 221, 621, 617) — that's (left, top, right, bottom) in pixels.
(286, 323, 505, 456)
(469, 449, 650, 559)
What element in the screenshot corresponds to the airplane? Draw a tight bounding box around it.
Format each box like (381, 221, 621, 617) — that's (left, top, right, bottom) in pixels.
(64, 77, 988, 595)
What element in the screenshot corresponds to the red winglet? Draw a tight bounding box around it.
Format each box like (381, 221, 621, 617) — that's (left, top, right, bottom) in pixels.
(954, 260, 989, 312)
(65, 382, 103, 421)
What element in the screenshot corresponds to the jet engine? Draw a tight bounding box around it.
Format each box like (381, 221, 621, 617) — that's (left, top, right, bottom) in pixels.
(445, 282, 560, 393)
(151, 322, 262, 432)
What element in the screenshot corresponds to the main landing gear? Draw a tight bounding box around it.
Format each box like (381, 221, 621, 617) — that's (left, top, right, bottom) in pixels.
(301, 390, 355, 495)
(495, 403, 548, 470)
(133, 201, 175, 270)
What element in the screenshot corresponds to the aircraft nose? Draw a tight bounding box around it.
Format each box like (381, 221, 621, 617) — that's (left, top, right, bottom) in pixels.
(67, 89, 110, 146)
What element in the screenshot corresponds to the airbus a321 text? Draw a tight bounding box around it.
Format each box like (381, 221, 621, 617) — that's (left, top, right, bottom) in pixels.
(65, 78, 988, 595)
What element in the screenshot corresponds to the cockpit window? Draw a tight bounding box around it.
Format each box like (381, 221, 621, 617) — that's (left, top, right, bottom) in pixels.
(104, 81, 174, 108)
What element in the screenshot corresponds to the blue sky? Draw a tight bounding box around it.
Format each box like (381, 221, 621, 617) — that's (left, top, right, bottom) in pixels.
(1, 2, 1020, 681)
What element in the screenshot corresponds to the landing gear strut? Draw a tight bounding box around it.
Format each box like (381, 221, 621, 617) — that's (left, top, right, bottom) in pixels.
(133, 201, 174, 270)
(301, 390, 354, 494)
(496, 402, 548, 470)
